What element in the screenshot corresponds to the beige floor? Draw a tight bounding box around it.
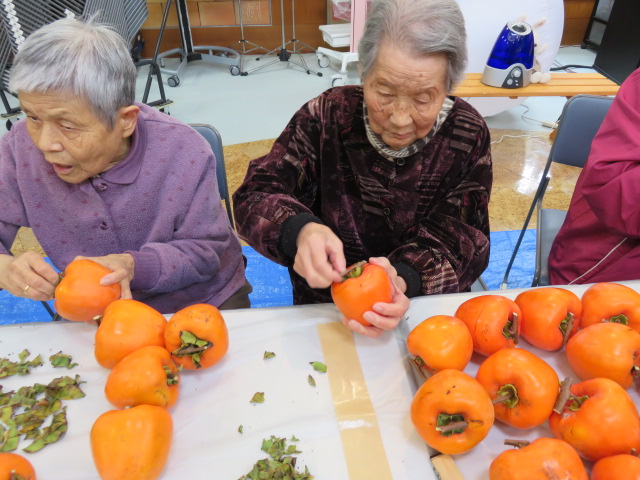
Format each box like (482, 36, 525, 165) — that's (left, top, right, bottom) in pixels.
(10, 128, 581, 257)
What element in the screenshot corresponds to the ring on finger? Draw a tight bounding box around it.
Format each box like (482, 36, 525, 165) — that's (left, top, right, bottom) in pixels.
(24, 284, 31, 295)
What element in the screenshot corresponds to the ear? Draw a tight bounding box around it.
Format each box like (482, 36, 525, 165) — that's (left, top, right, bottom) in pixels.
(117, 105, 140, 138)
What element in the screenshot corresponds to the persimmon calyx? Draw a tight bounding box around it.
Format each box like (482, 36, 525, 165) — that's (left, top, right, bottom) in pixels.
(412, 356, 434, 379)
(162, 365, 180, 385)
(566, 394, 590, 411)
(553, 377, 589, 413)
(171, 330, 213, 369)
(605, 314, 629, 325)
(493, 384, 519, 408)
(340, 261, 367, 281)
(560, 312, 575, 347)
(502, 312, 520, 344)
(435, 413, 468, 437)
(10, 473, 28, 480)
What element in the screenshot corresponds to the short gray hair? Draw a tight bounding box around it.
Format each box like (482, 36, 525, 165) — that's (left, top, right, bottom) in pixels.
(358, 0, 467, 92)
(8, 16, 136, 129)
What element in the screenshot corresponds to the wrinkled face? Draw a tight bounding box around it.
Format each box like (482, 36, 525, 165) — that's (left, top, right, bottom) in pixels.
(363, 43, 448, 150)
(19, 90, 135, 184)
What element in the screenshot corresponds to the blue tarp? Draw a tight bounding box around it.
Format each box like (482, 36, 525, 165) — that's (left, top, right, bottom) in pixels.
(0, 230, 536, 325)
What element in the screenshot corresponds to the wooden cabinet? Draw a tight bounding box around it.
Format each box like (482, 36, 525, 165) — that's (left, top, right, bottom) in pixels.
(562, 0, 596, 45)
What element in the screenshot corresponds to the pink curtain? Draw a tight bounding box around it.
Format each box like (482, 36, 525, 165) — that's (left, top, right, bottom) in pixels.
(350, 0, 369, 52)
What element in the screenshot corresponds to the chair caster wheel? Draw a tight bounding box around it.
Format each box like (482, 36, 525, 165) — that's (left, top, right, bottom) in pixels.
(167, 75, 180, 87)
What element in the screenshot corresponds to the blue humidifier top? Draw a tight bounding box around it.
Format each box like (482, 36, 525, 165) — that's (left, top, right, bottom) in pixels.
(486, 21, 534, 70)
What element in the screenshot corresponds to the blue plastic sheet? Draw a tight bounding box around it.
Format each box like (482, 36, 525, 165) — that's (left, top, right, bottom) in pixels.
(0, 233, 536, 325)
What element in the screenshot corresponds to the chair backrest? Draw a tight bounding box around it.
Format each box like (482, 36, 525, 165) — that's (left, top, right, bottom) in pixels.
(502, 94, 614, 290)
(534, 94, 615, 287)
(549, 94, 615, 168)
(190, 123, 235, 230)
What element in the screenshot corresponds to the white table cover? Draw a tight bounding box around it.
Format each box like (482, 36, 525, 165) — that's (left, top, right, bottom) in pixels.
(3, 280, 640, 479)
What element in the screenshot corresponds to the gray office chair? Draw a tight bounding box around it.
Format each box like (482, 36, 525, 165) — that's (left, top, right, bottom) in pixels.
(190, 123, 235, 230)
(502, 94, 615, 289)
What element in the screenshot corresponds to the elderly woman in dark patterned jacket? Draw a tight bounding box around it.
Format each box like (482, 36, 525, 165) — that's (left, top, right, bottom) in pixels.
(233, 0, 492, 337)
(0, 17, 250, 314)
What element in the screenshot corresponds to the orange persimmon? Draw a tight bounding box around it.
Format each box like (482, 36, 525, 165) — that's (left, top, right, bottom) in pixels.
(549, 377, 640, 461)
(164, 303, 228, 370)
(489, 438, 587, 480)
(476, 348, 559, 429)
(411, 369, 494, 455)
(330, 261, 393, 326)
(565, 322, 640, 390)
(455, 295, 522, 356)
(91, 404, 172, 480)
(0, 452, 36, 480)
(407, 315, 473, 375)
(591, 454, 640, 480)
(54, 259, 120, 322)
(94, 299, 167, 369)
(581, 282, 640, 333)
(105, 346, 180, 409)
(515, 287, 581, 350)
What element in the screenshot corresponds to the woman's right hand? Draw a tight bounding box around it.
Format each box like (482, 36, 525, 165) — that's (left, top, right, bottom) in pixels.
(0, 252, 60, 301)
(293, 223, 347, 289)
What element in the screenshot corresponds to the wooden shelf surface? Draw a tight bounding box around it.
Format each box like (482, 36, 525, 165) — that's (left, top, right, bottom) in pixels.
(452, 72, 619, 98)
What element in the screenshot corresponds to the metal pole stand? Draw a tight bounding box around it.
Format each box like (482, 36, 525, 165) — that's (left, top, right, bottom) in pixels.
(242, 0, 322, 77)
(156, 0, 243, 85)
(229, 0, 270, 55)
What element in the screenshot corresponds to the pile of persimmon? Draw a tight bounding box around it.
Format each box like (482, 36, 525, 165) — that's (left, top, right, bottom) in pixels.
(407, 282, 640, 478)
(89, 300, 229, 480)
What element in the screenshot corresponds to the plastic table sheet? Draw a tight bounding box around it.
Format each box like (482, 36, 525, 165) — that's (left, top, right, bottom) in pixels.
(3, 281, 639, 479)
(0, 303, 434, 480)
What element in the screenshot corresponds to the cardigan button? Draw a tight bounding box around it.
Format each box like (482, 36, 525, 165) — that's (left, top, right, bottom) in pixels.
(382, 207, 391, 216)
(396, 158, 405, 166)
(99, 221, 108, 230)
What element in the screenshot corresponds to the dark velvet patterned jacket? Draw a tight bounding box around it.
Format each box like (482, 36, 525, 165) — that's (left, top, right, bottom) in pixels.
(233, 85, 492, 305)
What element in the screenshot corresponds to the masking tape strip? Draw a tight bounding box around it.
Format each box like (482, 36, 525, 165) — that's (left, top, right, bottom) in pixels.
(317, 322, 393, 480)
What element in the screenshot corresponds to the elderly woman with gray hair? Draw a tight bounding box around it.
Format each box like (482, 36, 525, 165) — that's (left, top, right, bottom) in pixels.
(233, 0, 491, 337)
(0, 17, 250, 314)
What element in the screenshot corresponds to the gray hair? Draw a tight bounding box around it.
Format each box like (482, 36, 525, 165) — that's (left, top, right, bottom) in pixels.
(8, 16, 136, 129)
(358, 0, 468, 92)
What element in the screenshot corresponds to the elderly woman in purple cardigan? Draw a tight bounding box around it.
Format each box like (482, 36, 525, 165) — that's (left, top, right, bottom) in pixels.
(233, 0, 492, 337)
(0, 17, 250, 314)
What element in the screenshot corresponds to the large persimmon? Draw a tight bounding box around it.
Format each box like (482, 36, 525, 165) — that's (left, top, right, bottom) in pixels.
(455, 295, 521, 356)
(411, 369, 494, 455)
(581, 282, 640, 333)
(90, 405, 172, 480)
(565, 322, 640, 390)
(407, 315, 473, 375)
(54, 259, 120, 322)
(476, 348, 559, 429)
(330, 261, 393, 326)
(0, 452, 36, 480)
(94, 299, 167, 369)
(489, 438, 587, 480)
(164, 303, 229, 370)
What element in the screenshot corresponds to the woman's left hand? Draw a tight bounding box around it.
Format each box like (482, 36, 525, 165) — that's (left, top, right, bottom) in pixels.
(341, 257, 410, 338)
(73, 253, 135, 300)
